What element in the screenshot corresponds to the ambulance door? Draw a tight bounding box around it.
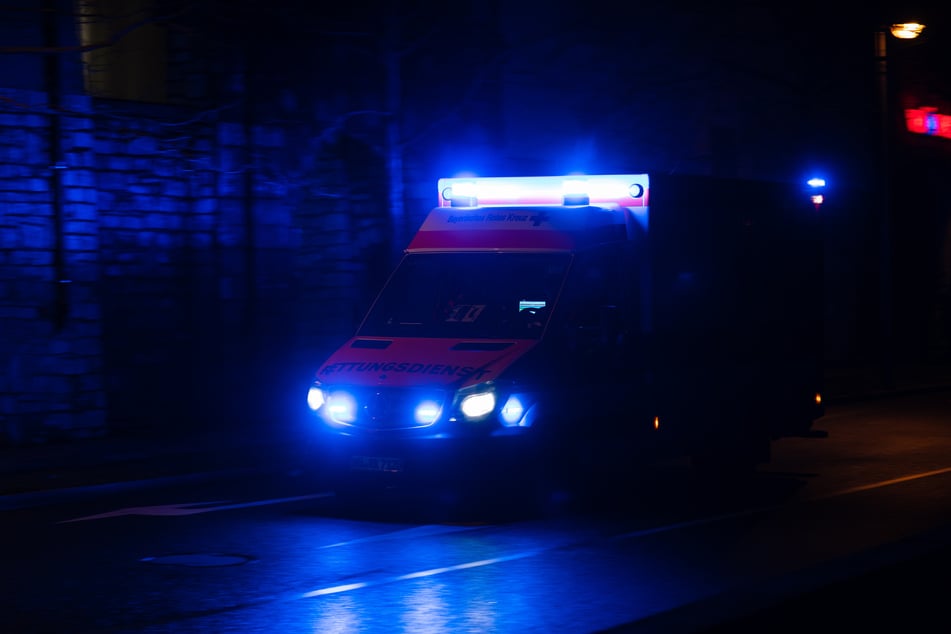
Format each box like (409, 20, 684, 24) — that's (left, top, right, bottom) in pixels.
(554, 242, 642, 419)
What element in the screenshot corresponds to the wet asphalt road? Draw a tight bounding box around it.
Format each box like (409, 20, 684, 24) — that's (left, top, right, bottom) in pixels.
(2, 390, 951, 633)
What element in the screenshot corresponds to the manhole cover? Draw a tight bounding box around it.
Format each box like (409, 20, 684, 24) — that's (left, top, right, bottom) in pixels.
(141, 553, 256, 567)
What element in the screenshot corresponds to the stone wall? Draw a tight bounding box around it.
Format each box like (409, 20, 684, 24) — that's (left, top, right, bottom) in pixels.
(0, 90, 105, 444)
(0, 88, 389, 445)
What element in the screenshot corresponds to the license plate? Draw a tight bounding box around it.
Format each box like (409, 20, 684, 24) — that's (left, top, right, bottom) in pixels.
(351, 455, 404, 473)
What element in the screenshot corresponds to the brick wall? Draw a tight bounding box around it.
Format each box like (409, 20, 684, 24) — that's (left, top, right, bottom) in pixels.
(0, 88, 389, 445)
(0, 90, 105, 444)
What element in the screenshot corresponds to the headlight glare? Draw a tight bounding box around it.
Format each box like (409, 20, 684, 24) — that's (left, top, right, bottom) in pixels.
(326, 391, 357, 424)
(460, 391, 496, 420)
(306, 385, 325, 411)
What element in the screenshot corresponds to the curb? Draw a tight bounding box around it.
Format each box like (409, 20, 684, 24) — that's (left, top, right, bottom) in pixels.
(1, 381, 949, 508)
(0, 467, 259, 512)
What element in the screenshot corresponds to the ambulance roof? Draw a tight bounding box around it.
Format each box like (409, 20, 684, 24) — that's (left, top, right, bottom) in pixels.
(406, 204, 639, 252)
(406, 174, 650, 253)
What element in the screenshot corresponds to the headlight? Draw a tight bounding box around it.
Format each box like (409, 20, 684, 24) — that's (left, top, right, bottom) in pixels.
(455, 383, 536, 426)
(460, 390, 496, 420)
(307, 381, 358, 425)
(306, 384, 325, 411)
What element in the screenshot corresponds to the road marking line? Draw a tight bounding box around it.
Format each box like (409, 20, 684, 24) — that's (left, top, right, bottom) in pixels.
(812, 466, 951, 500)
(611, 466, 951, 540)
(58, 492, 334, 523)
(300, 550, 543, 599)
(297, 466, 951, 599)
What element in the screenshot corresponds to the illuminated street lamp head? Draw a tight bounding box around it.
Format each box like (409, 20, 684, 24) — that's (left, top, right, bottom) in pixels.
(890, 22, 925, 39)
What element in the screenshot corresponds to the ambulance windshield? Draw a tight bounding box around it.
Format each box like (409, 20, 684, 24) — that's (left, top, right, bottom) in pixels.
(358, 252, 571, 339)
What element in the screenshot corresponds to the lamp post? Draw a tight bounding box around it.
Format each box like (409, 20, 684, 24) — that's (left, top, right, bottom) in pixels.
(874, 21, 925, 390)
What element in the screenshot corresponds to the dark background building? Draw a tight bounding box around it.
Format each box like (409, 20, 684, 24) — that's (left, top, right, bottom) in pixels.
(0, 0, 949, 445)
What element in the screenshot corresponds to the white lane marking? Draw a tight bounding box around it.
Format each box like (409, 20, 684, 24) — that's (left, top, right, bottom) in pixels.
(300, 550, 543, 599)
(297, 466, 951, 599)
(303, 582, 370, 597)
(58, 492, 334, 523)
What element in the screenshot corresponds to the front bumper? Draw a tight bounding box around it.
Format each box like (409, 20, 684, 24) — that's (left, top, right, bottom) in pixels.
(311, 425, 544, 490)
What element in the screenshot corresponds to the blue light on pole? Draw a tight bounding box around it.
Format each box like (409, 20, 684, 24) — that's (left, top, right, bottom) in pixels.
(807, 177, 826, 210)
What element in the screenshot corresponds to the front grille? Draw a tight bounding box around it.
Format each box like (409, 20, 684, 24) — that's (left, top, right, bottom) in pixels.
(347, 386, 449, 430)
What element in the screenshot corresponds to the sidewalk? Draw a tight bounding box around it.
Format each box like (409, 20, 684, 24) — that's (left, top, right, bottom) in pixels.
(822, 359, 951, 403)
(2, 362, 950, 504)
(0, 419, 315, 507)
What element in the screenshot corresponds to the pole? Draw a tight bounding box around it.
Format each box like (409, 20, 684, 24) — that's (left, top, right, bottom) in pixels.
(875, 29, 894, 389)
(385, 0, 406, 266)
(44, 0, 68, 331)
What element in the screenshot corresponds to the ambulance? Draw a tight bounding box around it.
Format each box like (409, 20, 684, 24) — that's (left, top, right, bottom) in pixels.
(305, 173, 825, 496)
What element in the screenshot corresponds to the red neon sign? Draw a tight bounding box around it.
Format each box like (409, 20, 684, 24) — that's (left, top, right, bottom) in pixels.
(905, 107, 951, 140)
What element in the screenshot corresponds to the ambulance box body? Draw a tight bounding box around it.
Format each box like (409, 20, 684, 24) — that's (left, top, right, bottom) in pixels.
(305, 173, 825, 490)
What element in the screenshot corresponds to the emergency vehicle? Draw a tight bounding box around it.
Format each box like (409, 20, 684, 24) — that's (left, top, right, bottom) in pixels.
(305, 173, 825, 497)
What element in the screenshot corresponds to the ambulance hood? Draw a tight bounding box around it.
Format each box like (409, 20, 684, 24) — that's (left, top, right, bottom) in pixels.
(316, 337, 539, 389)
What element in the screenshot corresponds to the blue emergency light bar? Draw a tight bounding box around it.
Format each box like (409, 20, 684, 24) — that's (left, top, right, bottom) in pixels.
(438, 174, 649, 209)
(806, 177, 826, 210)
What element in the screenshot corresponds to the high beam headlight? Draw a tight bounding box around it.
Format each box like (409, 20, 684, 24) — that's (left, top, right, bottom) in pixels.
(460, 390, 496, 420)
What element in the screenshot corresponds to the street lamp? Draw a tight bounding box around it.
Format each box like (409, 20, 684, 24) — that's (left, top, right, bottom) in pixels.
(874, 21, 925, 389)
(890, 23, 926, 39)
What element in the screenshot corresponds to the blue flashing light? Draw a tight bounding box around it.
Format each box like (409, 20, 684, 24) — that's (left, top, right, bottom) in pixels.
(926, 113, 939, 135)
(806, 178, 827, 210)
(414, 400, 442, 425)
(500, 394, 526, 426)
(562, 179, 590, 205)
(444, 181, 478, 207)
(437, 174, 649, 208)
(326, 391, 357, 424)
